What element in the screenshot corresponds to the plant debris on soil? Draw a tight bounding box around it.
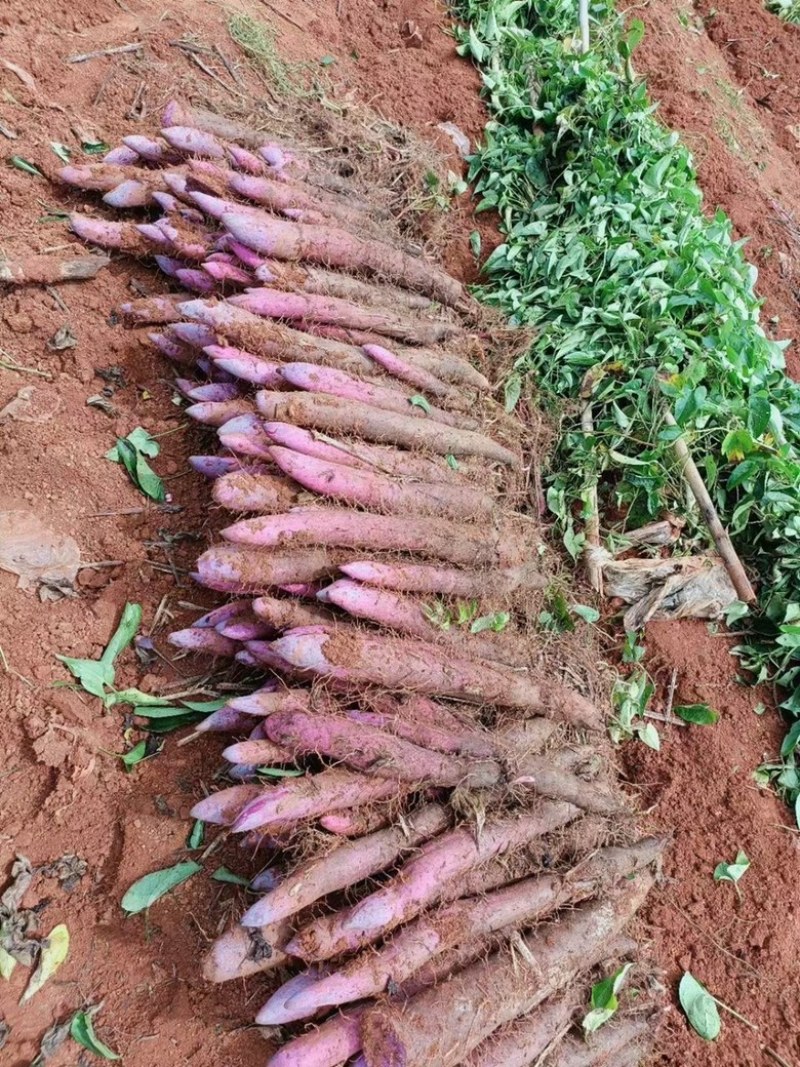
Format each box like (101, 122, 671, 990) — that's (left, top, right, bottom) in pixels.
(0, 1, 799, 1066)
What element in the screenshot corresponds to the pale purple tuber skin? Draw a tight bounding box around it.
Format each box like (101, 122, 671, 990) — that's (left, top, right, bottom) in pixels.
(185, 398, 253, 427)
(170, 322, 217, 348)
(231, 768, 402, 832)
(221, 210, 467, 308)
(282, 839, 664, 1018)
(216, 615, 272, 641)
(194, 705, 255, 734)
(203, 919, 290, 982)
(227, 689, 312, 717)
(202, 259, 253, 286)
(192, 599, 256, 629)
(229, 288, 458, 346)
(205, 345, 284, 386)
(123, 134, 172, 161)
(189, 455, 258, 478)
(268, 628, 552, 709)
(103, 179, 152, 208)
(222, 738, 291, 765)
(103, 145, 140, 164)
(191, 784, 263, 825)
(227, 238, 265, 269)
(161, 125, 227, 158)
(264, 1009, 364, 1067)
(240, 802, 450, 928)
(285, 802, 579, 963)
(222, 508, 514, 568)
(178, 381, 242, 403)
(254, 389, 518, 466)
(175, 267, 216, 294)
(268, 446, 493, 520)
(167, 627, 239, 658)
(149, 333, 190, 361)
(194, 544, 336, 591)
(338, 560, 540, 598)
(226, 143, 267, 174)
(277, 360, 476, 430)
(357, 873, 654, 1067)
(362, 342, 464, 401)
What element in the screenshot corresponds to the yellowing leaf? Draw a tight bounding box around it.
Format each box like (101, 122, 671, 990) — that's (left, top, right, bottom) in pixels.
(0, 945, 17, 980)
(20, 923, 69, 1003)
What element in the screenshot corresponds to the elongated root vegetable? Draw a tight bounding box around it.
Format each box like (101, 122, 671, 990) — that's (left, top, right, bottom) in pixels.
(68, 102, 657, 1067)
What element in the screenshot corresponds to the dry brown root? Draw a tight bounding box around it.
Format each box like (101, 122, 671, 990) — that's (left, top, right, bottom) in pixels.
(358, 871, 654, 1067)
(0, 253, 110, 285)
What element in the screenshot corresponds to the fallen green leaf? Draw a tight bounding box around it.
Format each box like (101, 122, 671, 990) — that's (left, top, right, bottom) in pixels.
(470, 611, 510, 634)
(9, 155, 42, 177)
(50, 142, 72, 163)
(105, 427, 159, 461)
(446, 453, 459, 470)
(713, 850, 750, 884)
(408, 395, 432, 415)
(257, 766, 303, 778)
(572, 603, 600, 624)
(120, 740, 149, 768)
(673, 703, 719, 725)
(638, 721, 661, 750)
(70, 1008, 120, 1061)
(582, 962, 632, 1033)
(121, 861, 201, 914)
(20, 924, 69, 1003)
(187, 819, 205, 850)
(0, 945, 17, 980)
(82, 140, 110, 155)
(678, 972, 721, 1041)
(211, 867, 250, 886)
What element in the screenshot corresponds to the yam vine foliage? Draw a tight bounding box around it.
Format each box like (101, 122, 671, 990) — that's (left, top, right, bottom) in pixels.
(766, 0, 800, 25)
(454, 0, 800, 814)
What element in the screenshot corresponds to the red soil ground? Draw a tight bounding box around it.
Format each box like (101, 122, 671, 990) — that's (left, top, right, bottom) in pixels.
(0, 0, 798, 1065)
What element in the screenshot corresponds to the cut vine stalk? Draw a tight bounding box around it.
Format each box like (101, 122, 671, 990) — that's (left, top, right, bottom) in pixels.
(662, 407, 756, 604)
(580, 369, 603, 595)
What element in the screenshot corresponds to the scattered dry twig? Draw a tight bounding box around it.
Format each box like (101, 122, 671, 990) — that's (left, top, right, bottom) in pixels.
(67, 42, 144, 63)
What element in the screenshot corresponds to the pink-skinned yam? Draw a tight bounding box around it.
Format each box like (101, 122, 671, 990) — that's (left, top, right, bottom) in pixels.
(203, 919, 290, 982)
(251, 594, 336, 632)
(192, 598, 255, 629)
(358, 872, 654, 1067)
(265, 1009, 364, 1067)
(194, 545, 337, 591)
(230, 288, 458, 346)
(322, 579, 524, 665)
(161, 125, 227, 158)
(185, 398, 253, 426)
(284, 839, 664, 1018)
(278, 361, 477, 431)
(70, 213, 153, 255)
(167, 627, 239, 658)
(191, 784, 263, 825)
(222, 739, 293, 766)
(103, 144, 140, 164)
(362, 342, 466, 403)
(205, 344, 285, 386)
(177, 381, 241, 402)
(217, 413, 275, 459)
(190, 455, 269, 478)
(216, 615, 271, 641)
(268, 447, 493, 520)
(202, 259, 253, 286)
(231, 767, 402, 832)
(212, 471, 300, 513)
(170, 322, 217, 348)
(269, 629, 598, 720)
(262, 422, 476, 484)
(178, 298, 378, 376)
(286, 802, 579, 963)
(339, 559, 545, 597)
(222, 210, 467, 308)
(123, 134, 176, 162)
(175, 267, 216, 293)
(343, 708, 498, 760)
(103, 178, 152, 208)
(194, 704, 255, 734)
(222, 509, 518, 568)
(253, 258, 435, 312)
(227, 689, 313, 717)
(545, 1014, 655, 1067)
(459, 995, 582, 1067)
(264, 708, 497, 787)
(229, 172, 376, 232)
(254, 390, 518, 465)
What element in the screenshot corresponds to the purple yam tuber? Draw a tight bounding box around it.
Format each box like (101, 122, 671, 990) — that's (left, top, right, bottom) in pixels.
(203, 919, 290, 982)
(222, 509, 516, 568)
(265, 1009, 364, 1067)
(191, 784, 263, 825)
(268, 446, 493, 520)
(358, 871, 654, 1067)
(167, 627, 239, 657)
(286, 802, 579, 962)
(212, 471, 299, 513)
(254, 390, 518, 465)
(186, 398, 253, 426)
(205, 344, 285, 386)
(339, 560, 544, 597)
(222, 210, 467, 308)
(194, 545, 337, 591)
(161, 125, 227, 159)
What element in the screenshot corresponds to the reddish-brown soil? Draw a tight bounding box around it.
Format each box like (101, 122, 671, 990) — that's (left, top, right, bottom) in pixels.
(0, 1, 799, 1066)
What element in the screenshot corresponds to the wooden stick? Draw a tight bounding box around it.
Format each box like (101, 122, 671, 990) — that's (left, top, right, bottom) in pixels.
(67, 42, 144, 63)
(578, 0, 590, 52)
(580, 369, 603, 594)
(0, 254, 110, 285)
(662, 407, 757, 603)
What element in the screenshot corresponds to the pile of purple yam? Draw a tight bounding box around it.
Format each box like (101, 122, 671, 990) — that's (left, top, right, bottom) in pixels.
(61, 99, 662, 1067)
